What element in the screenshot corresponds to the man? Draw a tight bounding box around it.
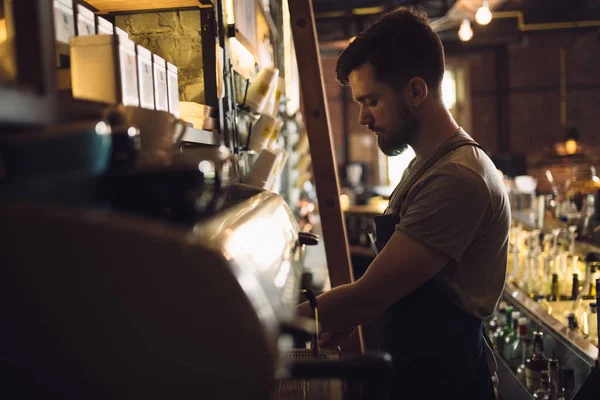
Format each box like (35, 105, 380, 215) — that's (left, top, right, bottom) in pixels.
(298, 7, 510, 399)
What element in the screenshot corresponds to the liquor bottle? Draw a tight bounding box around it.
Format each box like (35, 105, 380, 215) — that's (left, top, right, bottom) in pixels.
(487, 301, 507, 334)
(571, 274, 580, 300)
(557, 367, 575, 400)
(526, 331, 548, 392)
(587, 303, 597, 342)
(548, 274, 560, 302)
(533, 371, 549, 399)
(508, 317, 529, 369)
(516, 336, 532, 383)
(542, 350, 560, 400)
(497, 306, 514, 355)
(502, 311, 521, 361)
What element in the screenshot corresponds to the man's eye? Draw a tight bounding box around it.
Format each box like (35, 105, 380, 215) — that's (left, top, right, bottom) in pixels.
(366, 101, 377, 107)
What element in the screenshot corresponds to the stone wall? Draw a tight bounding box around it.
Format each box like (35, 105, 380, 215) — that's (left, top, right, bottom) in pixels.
(115, 11, 205, 103)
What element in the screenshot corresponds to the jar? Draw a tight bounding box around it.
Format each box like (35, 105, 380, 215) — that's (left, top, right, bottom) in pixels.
(565, 166, 600, 210)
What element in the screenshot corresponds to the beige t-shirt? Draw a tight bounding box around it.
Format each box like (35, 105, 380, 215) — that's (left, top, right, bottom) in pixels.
(391, 134, 510, 319)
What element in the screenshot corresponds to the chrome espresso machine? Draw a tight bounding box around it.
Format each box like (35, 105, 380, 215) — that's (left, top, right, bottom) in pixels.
(0, 157, 391, 399)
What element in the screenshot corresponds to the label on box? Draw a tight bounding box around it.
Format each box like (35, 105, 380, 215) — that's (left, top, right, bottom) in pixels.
(139, 60, 155, 109)
(78, 17, 95, 36)
(167, 72, 180, 116)
(53, 5, 75, 44)
(155, 69, 168, 111)
(119, 47, 140, 107)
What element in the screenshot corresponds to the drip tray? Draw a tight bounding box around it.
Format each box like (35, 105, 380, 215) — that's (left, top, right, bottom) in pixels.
(271, 350, 343, 400)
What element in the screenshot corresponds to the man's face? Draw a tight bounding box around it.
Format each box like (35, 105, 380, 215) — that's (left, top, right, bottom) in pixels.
(348, 62, 418, 156)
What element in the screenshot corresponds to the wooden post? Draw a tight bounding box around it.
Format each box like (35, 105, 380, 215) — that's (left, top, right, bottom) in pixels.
(288, 0, 364, 352)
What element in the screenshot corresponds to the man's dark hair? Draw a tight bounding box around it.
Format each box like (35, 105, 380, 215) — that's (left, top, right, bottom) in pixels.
(336, 7, 445, 94)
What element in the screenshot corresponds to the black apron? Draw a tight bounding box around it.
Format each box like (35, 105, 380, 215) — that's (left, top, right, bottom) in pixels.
(372, 132, 495, 399)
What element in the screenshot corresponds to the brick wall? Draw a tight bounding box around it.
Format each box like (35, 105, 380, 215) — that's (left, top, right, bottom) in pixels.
(115, 11, 205, 103)
(322, 30, 600, 191)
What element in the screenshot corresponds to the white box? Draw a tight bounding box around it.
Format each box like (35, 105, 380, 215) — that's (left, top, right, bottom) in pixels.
(136, 45, 155, 110)
(166, 62, 180, 117)
(71, 35, 140, 107)
(152, 54, 169, 112)
(76, 5, 96, 36)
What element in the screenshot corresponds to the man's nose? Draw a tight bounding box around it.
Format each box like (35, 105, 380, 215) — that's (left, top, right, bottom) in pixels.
(358, 106, 373, 126)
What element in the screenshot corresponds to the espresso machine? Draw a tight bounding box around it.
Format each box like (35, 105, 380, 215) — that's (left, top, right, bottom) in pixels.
(0, 164, 391, 400)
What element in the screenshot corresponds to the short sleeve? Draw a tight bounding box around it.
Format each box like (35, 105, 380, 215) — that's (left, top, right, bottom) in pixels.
(395, 164, 490, 262)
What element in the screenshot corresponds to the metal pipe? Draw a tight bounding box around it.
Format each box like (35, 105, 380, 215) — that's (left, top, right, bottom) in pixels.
(560, 47, 567, 128)
(492, 11, 600, 32)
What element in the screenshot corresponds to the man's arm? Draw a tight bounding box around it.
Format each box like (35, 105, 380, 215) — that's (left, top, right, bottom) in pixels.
(298, 230, 448, 333)
(297, 165, 490, 333)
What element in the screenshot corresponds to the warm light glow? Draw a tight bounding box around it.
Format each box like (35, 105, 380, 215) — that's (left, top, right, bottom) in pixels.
(225, 0, 235, 25)
(565, 139, 578, 155)
(340, 194, 350, 211)
(228, 37, 256, 79)
(127, 127, 138, 137)
(442, 70, 457, 110)
(95, 121, 111, 135)
(458, 19, 474, 42)
(387, 146, 416, 187)
(0, 19, 7, 42)
(475, 1, 493, 26)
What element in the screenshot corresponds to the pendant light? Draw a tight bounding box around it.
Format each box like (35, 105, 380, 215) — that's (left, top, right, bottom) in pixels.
(475, 1, 493, 26)
(458, 19, 473, 42)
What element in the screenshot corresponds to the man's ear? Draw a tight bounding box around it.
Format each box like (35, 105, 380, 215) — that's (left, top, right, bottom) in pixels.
(405, 77, 428, 110)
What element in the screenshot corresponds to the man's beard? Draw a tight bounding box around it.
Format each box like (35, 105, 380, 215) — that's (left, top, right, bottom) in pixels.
(377, 103, 418, 157)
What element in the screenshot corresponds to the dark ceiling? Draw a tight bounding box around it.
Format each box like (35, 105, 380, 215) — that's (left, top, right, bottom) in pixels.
(313, 0, 600, 44)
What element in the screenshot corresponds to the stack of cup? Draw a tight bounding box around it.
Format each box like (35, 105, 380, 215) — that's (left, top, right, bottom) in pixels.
(244, 67, 279, 114)
(244, 148, 279, 189)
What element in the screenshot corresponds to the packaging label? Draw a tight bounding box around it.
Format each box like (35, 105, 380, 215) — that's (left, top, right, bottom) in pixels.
(139, 61, 155, 109)
(167, 73, 180, 115)
(78, 18, 95, 36)
(155, 69, 168, 111)
(54, 5, 75, 44)
(119, 48, 140, 107)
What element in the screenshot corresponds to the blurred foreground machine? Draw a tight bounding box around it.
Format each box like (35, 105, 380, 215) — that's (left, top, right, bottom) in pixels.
(0, 174, 390, 399)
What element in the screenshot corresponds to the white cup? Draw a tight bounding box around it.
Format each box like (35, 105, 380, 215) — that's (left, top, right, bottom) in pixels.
(248, 113, 277, 153)
(244, 148, 279, 189)
(245, 67, 279, 114)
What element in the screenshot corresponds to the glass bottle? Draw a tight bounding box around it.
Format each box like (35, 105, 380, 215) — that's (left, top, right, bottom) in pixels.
(588, 303, 597, 344)
(564, 166, 600, 211)
(571, 274, 580, 300)
(548, 274, 560, 302)
(516, 336, 532, 383)
(487, 301, 507, 334)
(508, 317, 529, 370)
(526, 331, 548, 392)
(557, 367, 575, 400)
(533, 371, 549, 399)
(502, 311, 521, 361)
(542, 352, 560, 400)
(497, 306, 514, 355)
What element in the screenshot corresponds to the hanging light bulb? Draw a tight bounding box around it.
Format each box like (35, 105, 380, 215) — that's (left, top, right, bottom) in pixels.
(458, 19, 473, 42)
(475, 1, 493, 25)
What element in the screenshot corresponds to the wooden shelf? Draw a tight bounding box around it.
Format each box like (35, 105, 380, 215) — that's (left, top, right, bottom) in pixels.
(86, 1, 210, 13)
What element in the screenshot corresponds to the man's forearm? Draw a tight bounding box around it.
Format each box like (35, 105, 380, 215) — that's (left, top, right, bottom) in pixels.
(297, 282, 381, 332)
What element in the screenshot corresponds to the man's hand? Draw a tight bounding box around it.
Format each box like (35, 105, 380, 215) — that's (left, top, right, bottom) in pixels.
(319, 328, 357, 352)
